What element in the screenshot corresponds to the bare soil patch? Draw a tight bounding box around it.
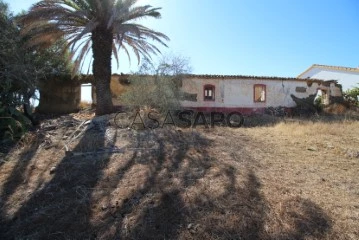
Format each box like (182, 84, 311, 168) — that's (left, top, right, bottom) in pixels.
(0, 113, 358, 239)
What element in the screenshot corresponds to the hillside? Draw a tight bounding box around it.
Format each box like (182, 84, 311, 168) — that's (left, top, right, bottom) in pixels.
(0, 112, 358, 239)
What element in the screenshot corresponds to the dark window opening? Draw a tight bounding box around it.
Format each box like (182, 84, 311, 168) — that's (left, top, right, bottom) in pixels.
(204, 85, 215, 101)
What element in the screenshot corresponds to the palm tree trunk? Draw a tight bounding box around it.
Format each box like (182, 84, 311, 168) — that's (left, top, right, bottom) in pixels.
(92, 27, 114, 116)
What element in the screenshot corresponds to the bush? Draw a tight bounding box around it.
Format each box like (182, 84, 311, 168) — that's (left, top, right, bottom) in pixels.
(344, 85, 359, 107)
(120, 55, 191, 114)
(0, 103, 30, 143)
(120, 75, 182, 114)
(314, 95, 324, 112)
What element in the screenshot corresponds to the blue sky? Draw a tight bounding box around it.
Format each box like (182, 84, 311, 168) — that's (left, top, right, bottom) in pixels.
(5, 0, 359, 78)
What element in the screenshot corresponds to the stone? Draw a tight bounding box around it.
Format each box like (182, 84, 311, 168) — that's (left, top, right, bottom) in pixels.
(49, 167, 56, 174)
(101, 205, 108, 211)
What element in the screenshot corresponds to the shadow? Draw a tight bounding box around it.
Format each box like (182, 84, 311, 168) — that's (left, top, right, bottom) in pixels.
(0, 122, 38, 158)
(243, 114, 285, 128)
(0, 118, 115, 239)
(0, 113, 87, 157)
(0, 133, 45, 222)
(0, 141, 17, 157)
(272, 197, 332, 240)
(176, 168, 267, 240)
(129, 190, 185, 239)
(0, 123, 334, 239)
(87, 128, 333, 239)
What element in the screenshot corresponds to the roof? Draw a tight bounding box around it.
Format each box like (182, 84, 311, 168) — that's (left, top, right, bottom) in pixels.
(113, 73, 334, 83)
(298, 64, 359, 78)
(182, 74, 328, 82)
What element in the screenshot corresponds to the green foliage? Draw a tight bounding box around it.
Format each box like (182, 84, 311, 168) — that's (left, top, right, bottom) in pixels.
(0, 0, 72, 141)
(1, 2, 65, 103)
(344, 84, 359, 106)
(314, 95, 324, 111)
(0, 103, 29, 143)
(18, 0, 169, 73)
(19, 0, 169, 115)
(120, 55, 192, 113)
(121, 75, 182, 113)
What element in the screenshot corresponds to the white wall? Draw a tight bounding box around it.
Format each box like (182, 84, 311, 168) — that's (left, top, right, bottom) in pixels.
(181, 77, 341, 109)
(300, 68, 359, 91)
(81, 84, 93, 103)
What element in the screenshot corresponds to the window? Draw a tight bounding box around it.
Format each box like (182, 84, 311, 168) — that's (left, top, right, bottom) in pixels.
(204, 84, 215, 101)
(254, 84, 266, 102)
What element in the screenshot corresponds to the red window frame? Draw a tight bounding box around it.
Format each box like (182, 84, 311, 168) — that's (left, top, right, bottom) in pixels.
(203, 84, 215, 101)
(253, 84, 266, 103)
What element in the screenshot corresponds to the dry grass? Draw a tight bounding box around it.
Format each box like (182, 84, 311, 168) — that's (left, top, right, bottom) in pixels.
(111, 78, 128, 97)
(79, 101, 93, 110)
(111, 80, 129, 106)
(0, 115, 358, 239)
(323, 103, 348, 115)
(240, 120, 359, 239)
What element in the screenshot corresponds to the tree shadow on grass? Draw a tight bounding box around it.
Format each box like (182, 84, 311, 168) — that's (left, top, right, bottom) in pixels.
(0, 119, 116, 239)
(0, 133, 45, 227)
(86, 128, 334, 240)
(0, 125, 335, 239)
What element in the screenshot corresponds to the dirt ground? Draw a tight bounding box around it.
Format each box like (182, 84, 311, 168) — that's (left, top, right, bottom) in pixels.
(0, 112, 358, 239)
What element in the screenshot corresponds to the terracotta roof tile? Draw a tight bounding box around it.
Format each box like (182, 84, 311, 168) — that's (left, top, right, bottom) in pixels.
(182, 74, 331, 83)
(109, 73, 338, 84)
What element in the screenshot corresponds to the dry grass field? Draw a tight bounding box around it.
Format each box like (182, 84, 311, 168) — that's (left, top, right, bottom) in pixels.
(0, 113, 358, 239)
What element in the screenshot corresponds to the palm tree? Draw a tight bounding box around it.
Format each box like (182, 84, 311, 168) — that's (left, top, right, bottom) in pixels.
(19, 0, 169, 115)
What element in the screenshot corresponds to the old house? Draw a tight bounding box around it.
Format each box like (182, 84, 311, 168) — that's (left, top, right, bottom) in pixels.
(298, 64, 359, 91)
(94, 74, 342, 115)
(179, 75, 342, 114)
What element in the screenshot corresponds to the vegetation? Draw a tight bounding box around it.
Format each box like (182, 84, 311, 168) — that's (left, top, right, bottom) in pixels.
(0, 1, 71, 143)
(0, 105, 29, 144)
(314, 94, 324, 111)
(120, 55, 192, 113)
(0, 113, 358, 239)
(19, 0, 169, 116)
(344, 84, 359, 106)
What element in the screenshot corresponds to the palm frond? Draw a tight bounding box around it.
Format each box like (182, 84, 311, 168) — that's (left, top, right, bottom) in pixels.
(20, 0, 169, 73)
(112, 43, 119, 69)
(120, 44, 132, 65)
(70, 19, 99, 46)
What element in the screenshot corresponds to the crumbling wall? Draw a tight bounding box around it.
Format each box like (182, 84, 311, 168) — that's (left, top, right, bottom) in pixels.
(290, 94, 319, 115)
(92, 74, 130, 106)
(37, 77, 81, 114)
(290, 81, 345, 116)
(180, 77, 343, 113)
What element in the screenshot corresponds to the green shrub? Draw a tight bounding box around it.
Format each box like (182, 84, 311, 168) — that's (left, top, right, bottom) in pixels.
(314, 95, 324, 112)
(120, 55, 191, 114)
(120, 75, 182, 114)
(344, 85, 359, 107)
(0, 103, 29, 143)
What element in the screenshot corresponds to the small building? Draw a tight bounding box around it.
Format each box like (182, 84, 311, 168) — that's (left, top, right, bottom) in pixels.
(298, 64, 359, 91)
(179, 75, 342, 114)
(86, 74, 343, 115)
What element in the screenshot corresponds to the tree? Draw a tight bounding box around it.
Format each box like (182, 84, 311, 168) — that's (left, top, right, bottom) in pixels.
(344, 84, 359, 106)
(138, 54, 192, 76)
(121, 54, 192, 113)
(0, 2, 72, 117)
(19, 0, 169, 116)
(0, 1, 40, 121)
(1, 0, 72, 142)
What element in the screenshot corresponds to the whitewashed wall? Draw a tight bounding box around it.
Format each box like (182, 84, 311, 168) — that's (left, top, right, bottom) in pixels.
(181, 77, 341, 109)
(81, 84, 93, 103)
(300, 68, 359, 91)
